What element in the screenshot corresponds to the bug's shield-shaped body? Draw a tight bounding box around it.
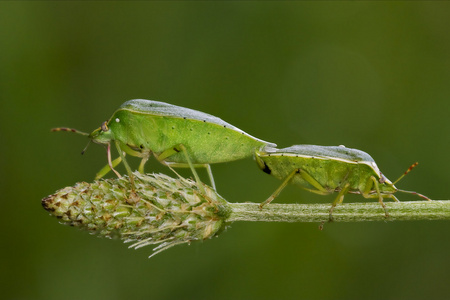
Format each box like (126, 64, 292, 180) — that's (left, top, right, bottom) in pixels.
(105, 99, 275, 164)
(255, 145, 402, 216)
(256, 145, 396, 195)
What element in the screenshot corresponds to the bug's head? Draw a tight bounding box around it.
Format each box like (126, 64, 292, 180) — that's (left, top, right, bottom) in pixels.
(52, 121, 113, 155)
(367, 161, 396, 193)
(378, 173, 397, 193)
(89, 121, 113, 145)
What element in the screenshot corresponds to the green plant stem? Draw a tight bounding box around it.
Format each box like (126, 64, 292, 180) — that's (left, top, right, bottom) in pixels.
(226, 201, 450, 223)
(43, 173, 450, 257)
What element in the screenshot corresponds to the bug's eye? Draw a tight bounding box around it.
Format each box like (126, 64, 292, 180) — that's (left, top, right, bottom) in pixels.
(101, 121, 109, 132)
(379, 174, 386, 184)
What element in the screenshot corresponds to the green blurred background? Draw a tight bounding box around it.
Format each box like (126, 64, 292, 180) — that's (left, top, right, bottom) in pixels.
(2, 2, 450, 299)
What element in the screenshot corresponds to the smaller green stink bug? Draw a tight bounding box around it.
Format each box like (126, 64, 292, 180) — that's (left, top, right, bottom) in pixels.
(53, 99, 276, 191)
(255, 145, 431, 216)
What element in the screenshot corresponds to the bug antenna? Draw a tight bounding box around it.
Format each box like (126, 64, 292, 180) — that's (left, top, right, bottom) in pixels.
(81, 140, 92, 155)
(51, 127, 89, 136)
(396, 189, 431, 201)
(392, 162, 419, 185)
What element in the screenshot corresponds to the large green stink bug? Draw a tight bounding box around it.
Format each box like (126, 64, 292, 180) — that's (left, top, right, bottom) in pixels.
(255, 145, 430, 215)
(53, 99, 276, 189)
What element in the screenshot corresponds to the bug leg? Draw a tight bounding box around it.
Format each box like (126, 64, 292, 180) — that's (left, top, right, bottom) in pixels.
(167, 165, 184, 180)
(362, 176, 389, 217)
(259, 169, 298, 209)
(299, 188, 329, 195)
(372, 176, 388, 217)
(156, 144, 206, 194)
(260, 168, 328, 209)
(298, 170, 329, 193)
(114, 140, 135, 189)
(387, 194, 400, 202)
(96, 156, 122, 179)
(319, 183, 351, 230)
(106, 143, 122, 178)
(205, 164, 216, 191)
(138, 156, 149, 174)
(177, 144, 206, 194)
(328, 183, 351, 221)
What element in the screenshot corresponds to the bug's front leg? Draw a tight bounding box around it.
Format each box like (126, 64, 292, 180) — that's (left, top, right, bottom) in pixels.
(106, 142, 122, 178)
(95, 156, 122, 179)
(362, 176, 389, 217)
(96, 142, 147, 180)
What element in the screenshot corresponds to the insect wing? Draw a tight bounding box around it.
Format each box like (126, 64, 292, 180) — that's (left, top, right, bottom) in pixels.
(120, 99, 276, 147)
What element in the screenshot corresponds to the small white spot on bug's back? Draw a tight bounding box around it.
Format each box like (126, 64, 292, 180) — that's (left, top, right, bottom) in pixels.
(115, 118, 120, 123)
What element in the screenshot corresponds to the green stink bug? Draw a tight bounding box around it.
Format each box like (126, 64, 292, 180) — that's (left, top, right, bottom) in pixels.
(53, 99, 276, 190)
(255, 145, 430, 216)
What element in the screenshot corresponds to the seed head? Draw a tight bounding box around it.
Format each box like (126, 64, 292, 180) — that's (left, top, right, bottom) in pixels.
(42, 172, 231, 258)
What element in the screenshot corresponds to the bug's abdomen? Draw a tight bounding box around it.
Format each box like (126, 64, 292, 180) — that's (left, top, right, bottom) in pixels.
(157, 117, 267, 164)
